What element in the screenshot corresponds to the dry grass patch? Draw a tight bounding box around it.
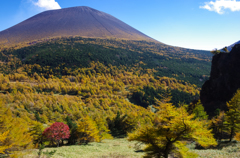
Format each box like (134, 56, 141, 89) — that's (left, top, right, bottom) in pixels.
(23, 139, 144, 158)
(190, 141, 240, 158)
(23, 139, 240, 158)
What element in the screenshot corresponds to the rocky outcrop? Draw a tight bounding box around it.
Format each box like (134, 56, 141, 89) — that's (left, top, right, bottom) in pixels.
(200, 44, 240, 116)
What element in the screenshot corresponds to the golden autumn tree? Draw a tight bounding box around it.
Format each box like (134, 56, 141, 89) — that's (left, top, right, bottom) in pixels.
(234, 132, 240, 141)
(29, 121, 45, 147)
(0, 102, 33, 157)
(192, 100, 208, 120)
(0, 131, 11, 154)
(210, 111, 225, 141)
(92, 114, 113, 140)
(76, 116, 100, 144)
(225, 89, 240, 141)
(128, 99, 217, 158)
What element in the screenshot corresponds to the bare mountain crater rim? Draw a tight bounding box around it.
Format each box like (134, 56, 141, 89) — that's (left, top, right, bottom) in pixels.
(0, 6, 156, 46)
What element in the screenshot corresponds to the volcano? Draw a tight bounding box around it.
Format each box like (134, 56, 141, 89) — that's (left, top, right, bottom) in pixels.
(0, 6, 155, 45)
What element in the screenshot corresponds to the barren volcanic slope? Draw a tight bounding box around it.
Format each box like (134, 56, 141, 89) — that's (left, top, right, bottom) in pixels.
(0, 6, 154, 46)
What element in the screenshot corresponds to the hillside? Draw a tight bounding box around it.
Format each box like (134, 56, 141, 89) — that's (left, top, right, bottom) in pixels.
(0, 6, 154, 46)
(0, 37, 212, 87)
(0, 6, 212, 87)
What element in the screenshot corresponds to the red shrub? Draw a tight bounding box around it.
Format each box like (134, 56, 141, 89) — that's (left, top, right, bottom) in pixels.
(43, 122, 70, 146)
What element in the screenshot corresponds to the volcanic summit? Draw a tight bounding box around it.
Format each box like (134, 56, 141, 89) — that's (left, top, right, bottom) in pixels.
(0, 6, 155, 45)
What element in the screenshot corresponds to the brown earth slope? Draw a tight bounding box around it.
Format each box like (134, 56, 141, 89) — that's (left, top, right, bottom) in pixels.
(0, 6, 155, 46)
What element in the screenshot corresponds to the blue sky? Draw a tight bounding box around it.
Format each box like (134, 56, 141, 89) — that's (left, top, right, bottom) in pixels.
(0, 0, 240, 50)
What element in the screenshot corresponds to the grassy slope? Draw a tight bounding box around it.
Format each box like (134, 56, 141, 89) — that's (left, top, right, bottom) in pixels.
(24, 139, 144, 158)
(24, 139, 240, 158)
(189, 141, 240, 158)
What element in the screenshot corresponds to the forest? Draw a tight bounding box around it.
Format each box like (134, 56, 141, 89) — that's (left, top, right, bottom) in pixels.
(0, 37, 212, 86)
(1, 37, 239, 158)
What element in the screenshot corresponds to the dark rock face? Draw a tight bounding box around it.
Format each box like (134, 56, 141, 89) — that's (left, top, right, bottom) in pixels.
(200, 44, 240, 116)
(0, 6, 155, 45)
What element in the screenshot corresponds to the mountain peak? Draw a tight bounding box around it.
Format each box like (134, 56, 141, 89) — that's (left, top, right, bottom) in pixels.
(0, 6, 155, 46)
(58, 6, 103, 13)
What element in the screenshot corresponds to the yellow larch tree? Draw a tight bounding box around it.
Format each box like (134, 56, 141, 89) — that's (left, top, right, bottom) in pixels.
(128, 99, 217, 158)
(29, 121, 45, 147)
(0, 131, 11, 154)
(76, 115, 100, 144)
(225, 89, 240, 141)
(0, 101, 33, 157)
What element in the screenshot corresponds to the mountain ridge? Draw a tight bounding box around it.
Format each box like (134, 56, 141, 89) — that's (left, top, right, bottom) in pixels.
(227, 40, 240, 52)
(0, 6, 156, 46)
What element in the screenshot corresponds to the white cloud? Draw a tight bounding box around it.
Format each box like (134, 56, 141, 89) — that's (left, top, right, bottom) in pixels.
(33, 0, 61, 10)
(200, 0, 240, 14)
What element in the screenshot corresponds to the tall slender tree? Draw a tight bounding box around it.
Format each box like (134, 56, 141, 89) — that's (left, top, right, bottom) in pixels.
(225, 90, 240, 141)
